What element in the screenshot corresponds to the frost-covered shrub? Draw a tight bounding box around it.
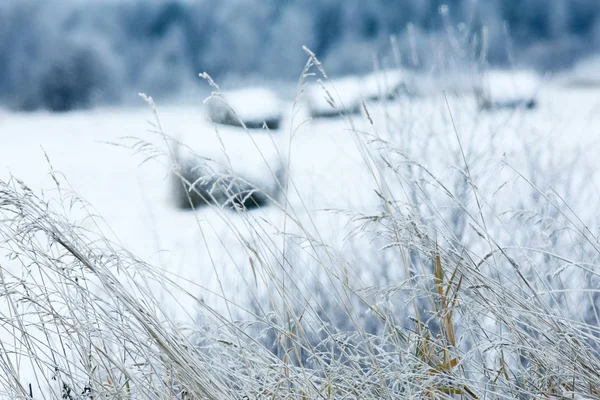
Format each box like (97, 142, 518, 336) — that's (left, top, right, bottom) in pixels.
(168, 119, 285, 211)
(204, 88, 282, 130)
(306, 69, 406, 119)
(172, 158, 273, 211)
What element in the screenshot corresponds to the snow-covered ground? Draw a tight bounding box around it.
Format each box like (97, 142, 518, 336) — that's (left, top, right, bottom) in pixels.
(0, 96, 376, 313)
(3, 73, 600, 394)
(2, 80, 600, 312)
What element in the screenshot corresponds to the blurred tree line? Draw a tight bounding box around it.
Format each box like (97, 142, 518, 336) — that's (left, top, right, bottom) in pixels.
(0, 0, 599, 111)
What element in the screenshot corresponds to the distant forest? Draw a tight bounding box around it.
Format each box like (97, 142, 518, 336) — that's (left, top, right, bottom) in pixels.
(1, 0, 598, 110)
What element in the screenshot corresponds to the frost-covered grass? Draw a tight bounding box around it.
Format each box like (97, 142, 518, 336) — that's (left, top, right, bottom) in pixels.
(2, 54, 600, 399)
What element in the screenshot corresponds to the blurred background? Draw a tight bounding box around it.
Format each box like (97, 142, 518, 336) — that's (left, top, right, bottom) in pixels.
(1, 0, 600, 111)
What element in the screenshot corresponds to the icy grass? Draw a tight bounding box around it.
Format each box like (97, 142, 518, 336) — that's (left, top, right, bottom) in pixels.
(1, 57, 600, 399)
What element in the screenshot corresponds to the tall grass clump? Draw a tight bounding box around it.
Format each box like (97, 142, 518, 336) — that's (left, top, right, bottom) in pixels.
(2, 36, 600, 399)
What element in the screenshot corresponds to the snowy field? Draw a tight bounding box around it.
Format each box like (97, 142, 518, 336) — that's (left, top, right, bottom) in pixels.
(2, 77, 600, 314)
(0, 97, 379, 313)
(3, 73, 600, 396)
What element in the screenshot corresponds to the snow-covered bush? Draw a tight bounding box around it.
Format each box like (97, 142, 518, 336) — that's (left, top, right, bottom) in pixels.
(204, 87, 282, 130)
(306, 69, 405, 118)
(475, 69, 541, 111)
(306, 76, 363, 118)
(168, 96, 285, 211)
(171, 154, 279, 211)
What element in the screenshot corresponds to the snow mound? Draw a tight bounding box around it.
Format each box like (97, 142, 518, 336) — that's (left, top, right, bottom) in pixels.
(306, 69, 404, 118)
(362, 69, 405, 101)
(171, 123, 285, 210)
(476, 70, 541, 111)
(204, 87, 282, 130)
